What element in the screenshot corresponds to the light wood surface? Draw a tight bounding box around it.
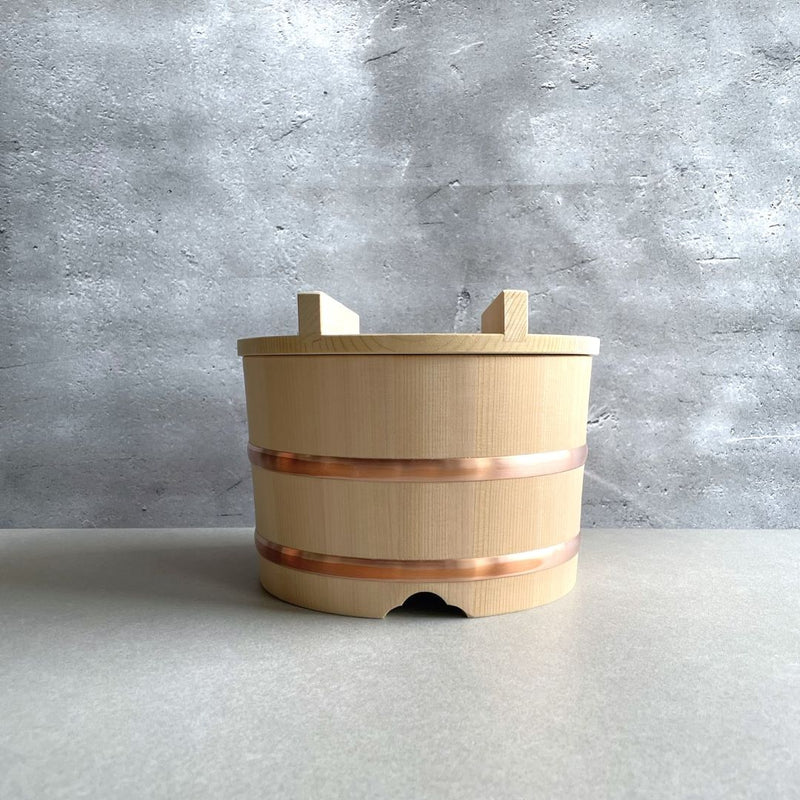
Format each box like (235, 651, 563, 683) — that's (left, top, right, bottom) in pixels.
(240, 290, 597, 618)
(260, 555, 579, 618)
(297, 292, 360, 337)
(251, 468, 585, 560)
(237, 332, 599, 356)
(240, 285, 597, 355)
(243, 354, 593, 458)
(480, 289, 529, 340)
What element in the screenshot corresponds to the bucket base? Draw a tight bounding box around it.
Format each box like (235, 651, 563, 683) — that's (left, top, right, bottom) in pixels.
(258, 554, 578, 618)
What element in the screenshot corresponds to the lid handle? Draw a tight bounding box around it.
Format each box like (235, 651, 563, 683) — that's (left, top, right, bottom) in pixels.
(298, 292, 360, 337)
(480, 290, 529, 340)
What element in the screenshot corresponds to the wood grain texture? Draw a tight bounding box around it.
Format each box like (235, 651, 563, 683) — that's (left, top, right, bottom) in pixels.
(480, 289, 529, 340)
(297, 292, 360, 336)
(243, 354, 593, 458)
(251, 468, 585, 559)
(237, 332, 599, 356)
(259, 554, 579, 618)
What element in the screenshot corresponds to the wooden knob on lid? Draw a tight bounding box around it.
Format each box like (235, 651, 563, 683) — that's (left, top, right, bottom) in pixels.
(297, 292, 360, 337)
(480, 290, 529, 341)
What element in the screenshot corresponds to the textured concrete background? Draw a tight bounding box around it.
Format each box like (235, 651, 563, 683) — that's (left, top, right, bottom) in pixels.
(2, 0, 798, 528)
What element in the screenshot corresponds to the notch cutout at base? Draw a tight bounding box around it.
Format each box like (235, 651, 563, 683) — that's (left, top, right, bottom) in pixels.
(386, 592, 467, 618)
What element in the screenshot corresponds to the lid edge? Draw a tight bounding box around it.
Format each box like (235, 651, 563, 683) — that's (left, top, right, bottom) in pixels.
(237, 333, 600, 357)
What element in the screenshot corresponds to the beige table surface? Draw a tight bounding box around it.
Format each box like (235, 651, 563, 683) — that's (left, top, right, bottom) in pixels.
(1, 528, 798, 799)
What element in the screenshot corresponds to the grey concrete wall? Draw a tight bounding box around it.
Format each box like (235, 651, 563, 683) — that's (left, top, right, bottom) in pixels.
(2, 0, 798, 529)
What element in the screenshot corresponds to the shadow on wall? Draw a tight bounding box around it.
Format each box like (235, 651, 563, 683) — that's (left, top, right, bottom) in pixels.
(2, 364, 253, 529)
(364, 1, 609, 317)
(102, 372, 253, 528)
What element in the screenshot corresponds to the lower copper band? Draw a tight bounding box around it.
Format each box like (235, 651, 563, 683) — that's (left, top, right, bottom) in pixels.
(255, 532, 580, 582)
(248, 443, 587, 482)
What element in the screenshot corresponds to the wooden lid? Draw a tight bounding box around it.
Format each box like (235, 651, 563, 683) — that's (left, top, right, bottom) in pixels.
(237, 291, 600, 357)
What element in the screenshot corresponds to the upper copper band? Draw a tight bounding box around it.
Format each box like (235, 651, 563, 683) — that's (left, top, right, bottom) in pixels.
(248, 442, 587, 482)
(255, 532, 580, 582)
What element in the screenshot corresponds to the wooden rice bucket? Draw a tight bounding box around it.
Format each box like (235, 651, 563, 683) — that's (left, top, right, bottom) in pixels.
(238, 290, 598, 618)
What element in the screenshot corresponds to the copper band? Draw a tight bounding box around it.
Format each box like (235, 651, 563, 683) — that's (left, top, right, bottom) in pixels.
(248, 443, 587, 482)
(255, 532, 580, 582)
